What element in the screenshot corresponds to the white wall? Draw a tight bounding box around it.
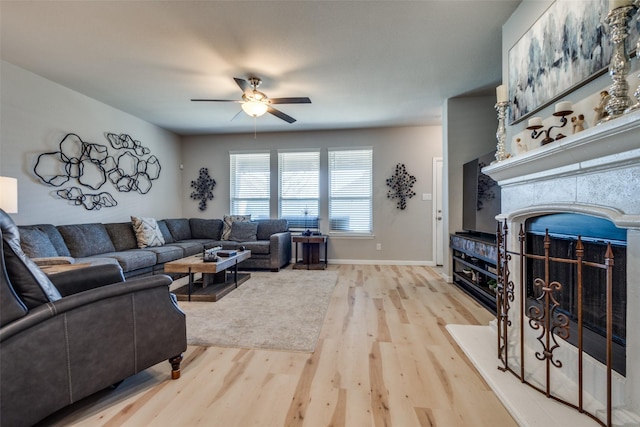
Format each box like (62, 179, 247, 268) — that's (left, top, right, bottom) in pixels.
(181, 126, 442, 264)
(0, 61, 183, 225)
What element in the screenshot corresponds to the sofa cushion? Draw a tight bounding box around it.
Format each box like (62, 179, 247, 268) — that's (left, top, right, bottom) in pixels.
(228, 221, 258, 242)
(222, 215, 251, 240)
(156, 220, 174, 244)
(164, 218, 192, 241)
(97, 250, 157, 272)
(19, 227, 59, 258)
(19, 224, 71, 257)
(57, 224, 116, 258)
(169, 241, 204, 257)
(104, 222, 138, 251)
(256, 219, 289, 240)
(0, 270, 28, 327)
(189, 218, 223, 240)
(141, 245, 184, 263)
(130, 216, 165, 248)
(1, 214, 62, 309)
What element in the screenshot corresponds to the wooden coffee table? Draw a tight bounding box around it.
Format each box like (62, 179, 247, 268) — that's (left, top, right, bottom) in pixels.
(164, 250, 251, 302)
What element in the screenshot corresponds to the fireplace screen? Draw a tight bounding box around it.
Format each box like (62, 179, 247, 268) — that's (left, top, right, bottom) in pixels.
(497, 213, 628, 426)
(526, 232, 627, 375)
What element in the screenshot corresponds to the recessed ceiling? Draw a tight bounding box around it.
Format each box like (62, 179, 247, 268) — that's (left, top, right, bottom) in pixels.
(0, 1, 521, 135)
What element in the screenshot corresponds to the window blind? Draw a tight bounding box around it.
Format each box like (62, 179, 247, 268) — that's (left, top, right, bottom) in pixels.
(229, 151, 270, 218)
(328, 148, 372, 233)
(278, 151, 320, 227)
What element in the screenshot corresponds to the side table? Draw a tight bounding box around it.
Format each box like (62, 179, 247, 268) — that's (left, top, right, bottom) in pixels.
(292, 234, 328, 270)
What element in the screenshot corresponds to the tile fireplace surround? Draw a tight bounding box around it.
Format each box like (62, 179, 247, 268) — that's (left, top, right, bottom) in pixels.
(450, 110, 640, 427)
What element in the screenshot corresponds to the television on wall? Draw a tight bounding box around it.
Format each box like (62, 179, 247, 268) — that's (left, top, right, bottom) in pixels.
(462, 151, 501, 236)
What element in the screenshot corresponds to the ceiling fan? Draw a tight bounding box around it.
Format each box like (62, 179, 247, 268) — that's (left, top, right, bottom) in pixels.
(191, 77, 311, 123)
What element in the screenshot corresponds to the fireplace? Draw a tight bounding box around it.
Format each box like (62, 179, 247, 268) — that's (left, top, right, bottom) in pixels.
(480, 110, 640, 426)
(525, 213, 627, 376)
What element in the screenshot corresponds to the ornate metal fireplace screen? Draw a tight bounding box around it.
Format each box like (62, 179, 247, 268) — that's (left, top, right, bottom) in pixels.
(496, 220, 621, 427)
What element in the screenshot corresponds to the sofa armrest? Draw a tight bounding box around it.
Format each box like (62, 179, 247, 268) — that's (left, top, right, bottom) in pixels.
(48, 264, 126, 297)
(269, 231, 291, 271)
(1, 274, 174, 342)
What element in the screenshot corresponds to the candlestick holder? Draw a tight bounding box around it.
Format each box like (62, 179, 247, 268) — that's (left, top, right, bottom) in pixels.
(526, 109, 573, 145)
(600, 4, 637, 123)
(625, 0, 640, 114)
(494, 101, 509, 162)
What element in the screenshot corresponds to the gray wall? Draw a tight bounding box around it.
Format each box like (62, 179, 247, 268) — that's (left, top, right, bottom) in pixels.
(182, 125, 442, 264)
(0, 61, 183, 225)
(0, 60, 443, 264)
(443, 94, 499, 278)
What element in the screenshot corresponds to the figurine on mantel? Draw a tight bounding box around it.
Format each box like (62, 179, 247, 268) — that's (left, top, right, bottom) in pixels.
(515, 137, 528, 155)
(572, 114, 585, 133)
(593, 90, 610, 125)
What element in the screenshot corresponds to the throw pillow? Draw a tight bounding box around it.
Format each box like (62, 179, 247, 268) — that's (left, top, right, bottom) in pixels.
(222, 214, 251, 240)
(131, 216, 166, 248)
(228, 221, 258, 242)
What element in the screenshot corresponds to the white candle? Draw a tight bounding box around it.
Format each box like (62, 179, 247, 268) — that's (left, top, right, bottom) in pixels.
(555, 101, 572, 113)
(528, 117, 543, 128)
(610, 0, 632, 10)
(496, 85, 507, 103)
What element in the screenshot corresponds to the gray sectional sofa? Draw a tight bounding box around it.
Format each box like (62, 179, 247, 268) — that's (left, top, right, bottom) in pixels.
(18, 218, 291, 277)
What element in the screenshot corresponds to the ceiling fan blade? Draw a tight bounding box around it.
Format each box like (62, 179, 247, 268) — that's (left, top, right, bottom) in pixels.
(191, 99, 242, 103)
(267, 106, 296, 123)
(269, 97, 312, 104)
(230, 109, 244, 122)
(234, 77, 252, 94)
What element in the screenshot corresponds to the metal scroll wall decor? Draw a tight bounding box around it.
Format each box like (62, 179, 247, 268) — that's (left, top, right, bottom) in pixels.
(386, 163, 416, 210)
(33, 132, 161, 210)
(190, 167, 216, 211)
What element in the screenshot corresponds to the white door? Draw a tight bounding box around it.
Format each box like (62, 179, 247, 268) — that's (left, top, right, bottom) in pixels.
(433, 158, 444, 265)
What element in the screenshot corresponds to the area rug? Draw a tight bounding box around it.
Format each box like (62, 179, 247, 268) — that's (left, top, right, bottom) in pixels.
(176, 269, 338, 352)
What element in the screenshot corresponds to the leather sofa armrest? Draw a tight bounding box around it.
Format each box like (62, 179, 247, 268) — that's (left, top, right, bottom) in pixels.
(1, 274, 174, 342)
(48, 264, 126, 297)
(51, 274, 173, 314)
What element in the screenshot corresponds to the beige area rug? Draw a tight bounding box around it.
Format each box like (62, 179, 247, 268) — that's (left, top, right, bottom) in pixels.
(176, 269, 338, 352)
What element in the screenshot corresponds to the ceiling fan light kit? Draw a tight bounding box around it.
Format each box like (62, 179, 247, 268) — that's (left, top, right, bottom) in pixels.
(241, 99, 268, 117)
(191, 76, 311, 124)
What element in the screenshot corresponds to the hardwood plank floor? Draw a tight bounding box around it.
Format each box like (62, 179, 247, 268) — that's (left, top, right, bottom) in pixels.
(38, 265, 516, 427)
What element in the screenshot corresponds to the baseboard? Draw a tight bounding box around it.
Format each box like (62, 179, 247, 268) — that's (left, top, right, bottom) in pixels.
(327, 259, 435, 266)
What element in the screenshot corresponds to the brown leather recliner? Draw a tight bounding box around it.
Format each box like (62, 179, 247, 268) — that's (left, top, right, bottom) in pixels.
(0, 209, 187, 427)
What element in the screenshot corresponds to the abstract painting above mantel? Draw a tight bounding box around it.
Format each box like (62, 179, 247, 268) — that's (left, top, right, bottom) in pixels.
(508, 0, 639, 124)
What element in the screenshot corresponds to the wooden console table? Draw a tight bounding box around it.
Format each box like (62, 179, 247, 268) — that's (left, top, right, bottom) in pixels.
(292, 235, 328, 270)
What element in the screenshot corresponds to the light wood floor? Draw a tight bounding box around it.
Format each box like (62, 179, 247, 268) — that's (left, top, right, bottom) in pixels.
(39, 265, 517, 427)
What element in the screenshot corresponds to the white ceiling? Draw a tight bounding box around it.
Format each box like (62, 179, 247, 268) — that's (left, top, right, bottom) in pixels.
(1, 0, 521, 136)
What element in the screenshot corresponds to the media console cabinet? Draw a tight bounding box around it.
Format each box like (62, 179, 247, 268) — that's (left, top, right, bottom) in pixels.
(450, 232, 497, 314)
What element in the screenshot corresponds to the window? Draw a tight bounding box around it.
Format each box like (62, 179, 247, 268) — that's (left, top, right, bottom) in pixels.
(229, 151, 270, 218)
(328, 148, 372, 234)
(278, 150, 319, 229)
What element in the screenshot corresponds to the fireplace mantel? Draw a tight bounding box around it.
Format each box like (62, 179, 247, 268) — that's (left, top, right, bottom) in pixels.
(483, 109, 640, 186)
